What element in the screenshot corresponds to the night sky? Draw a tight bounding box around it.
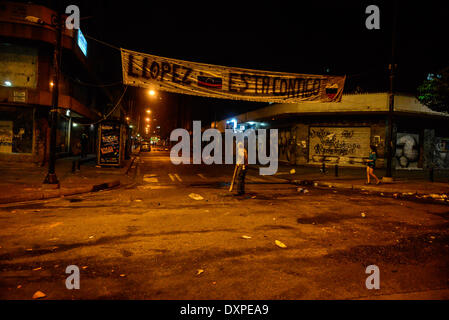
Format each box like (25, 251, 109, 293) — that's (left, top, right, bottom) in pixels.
(90, 0, 449, 91)
(17, 0, 449, 127)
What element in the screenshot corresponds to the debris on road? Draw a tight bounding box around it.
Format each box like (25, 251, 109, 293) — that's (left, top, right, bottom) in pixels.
(89, 235, 95, 239)
(189, 193, 204, 201)
(32, 291, 46, 299)
(275, 240, 287, 248)
(196, 269, 204, 275)
(241, 235, 252, 239)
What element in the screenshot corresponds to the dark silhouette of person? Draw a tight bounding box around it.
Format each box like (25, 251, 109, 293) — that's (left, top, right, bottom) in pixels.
(80, 131, 88, 158)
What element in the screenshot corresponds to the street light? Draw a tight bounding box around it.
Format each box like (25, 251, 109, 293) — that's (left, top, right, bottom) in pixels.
(145, 117, 150, 122)
(146, 109, 151, 114)
(148, 90, 156, 96)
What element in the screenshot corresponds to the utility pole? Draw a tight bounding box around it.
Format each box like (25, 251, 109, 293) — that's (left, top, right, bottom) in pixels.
(43, 7, 62, 185)
(385, 2, 397, 179)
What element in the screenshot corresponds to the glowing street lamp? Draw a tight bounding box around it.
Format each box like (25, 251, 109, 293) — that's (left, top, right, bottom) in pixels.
(148, 90, 156, 96)
(145, 117, 150, 122)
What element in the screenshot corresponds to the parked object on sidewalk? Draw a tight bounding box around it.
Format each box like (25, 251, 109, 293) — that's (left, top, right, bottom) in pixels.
(189, 193, 204, 201)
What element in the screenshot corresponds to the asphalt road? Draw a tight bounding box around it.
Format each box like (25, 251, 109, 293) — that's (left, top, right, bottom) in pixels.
(1, 151, 448, 299)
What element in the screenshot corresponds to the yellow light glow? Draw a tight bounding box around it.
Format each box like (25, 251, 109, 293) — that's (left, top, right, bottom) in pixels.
(148, 90, 156, 96)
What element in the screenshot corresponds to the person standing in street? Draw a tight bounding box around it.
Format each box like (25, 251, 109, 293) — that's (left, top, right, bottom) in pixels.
(366, 145, 380, 185)
(236, 141, 248, 196)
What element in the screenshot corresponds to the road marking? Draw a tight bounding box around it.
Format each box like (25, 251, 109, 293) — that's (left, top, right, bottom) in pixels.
(174, 174, 183, 182)
(138, 185, 173, 190)
(168, 174, 175, 182)
(197, 173, 207, 180)
(143, 174, 158, 183)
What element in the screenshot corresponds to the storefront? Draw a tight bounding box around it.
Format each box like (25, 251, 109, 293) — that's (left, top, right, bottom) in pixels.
(0, 105, 34, 158)
(217, 93, 449, 169)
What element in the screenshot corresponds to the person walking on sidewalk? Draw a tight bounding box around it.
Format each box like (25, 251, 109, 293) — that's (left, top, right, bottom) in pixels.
(80, 131, 88, 159)
(366, 145, 380, 185)
(236, 141, 248, 196)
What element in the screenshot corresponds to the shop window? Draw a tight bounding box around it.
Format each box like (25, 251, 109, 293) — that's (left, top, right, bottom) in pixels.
(0, 107, 33, 154)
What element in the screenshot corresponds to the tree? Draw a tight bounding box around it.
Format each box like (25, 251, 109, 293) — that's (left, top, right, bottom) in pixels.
(417, 67, 449, 113)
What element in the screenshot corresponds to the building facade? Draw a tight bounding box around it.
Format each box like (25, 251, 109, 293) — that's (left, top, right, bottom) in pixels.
(216, 93, 449, 170)
(0, 1, 103, 163)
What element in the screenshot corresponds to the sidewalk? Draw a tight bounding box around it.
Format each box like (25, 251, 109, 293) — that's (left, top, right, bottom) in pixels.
(0, 154, 137, 205)
(254, 162, 449, 204)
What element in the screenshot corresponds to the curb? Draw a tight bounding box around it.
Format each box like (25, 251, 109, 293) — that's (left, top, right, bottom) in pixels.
(0, 180, 120, 205)
(125, 153, 139, 175)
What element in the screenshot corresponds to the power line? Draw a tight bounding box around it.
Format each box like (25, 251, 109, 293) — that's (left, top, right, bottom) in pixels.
(63, 73, 122, 87)
(74, 85, 128, 126)
(84, 33, 121, 51)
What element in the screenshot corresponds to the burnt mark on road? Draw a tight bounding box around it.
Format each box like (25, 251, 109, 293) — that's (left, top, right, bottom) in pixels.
(297, 214, 360, 225)
(0, 228, 236, 261)
(325, 232, 449, 265)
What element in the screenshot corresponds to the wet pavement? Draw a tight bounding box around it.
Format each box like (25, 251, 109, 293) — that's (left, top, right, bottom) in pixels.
(0, 151, 448, 299)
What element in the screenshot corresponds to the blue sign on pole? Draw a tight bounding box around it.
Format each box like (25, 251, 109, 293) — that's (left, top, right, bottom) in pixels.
(77, 29, 87, 56)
